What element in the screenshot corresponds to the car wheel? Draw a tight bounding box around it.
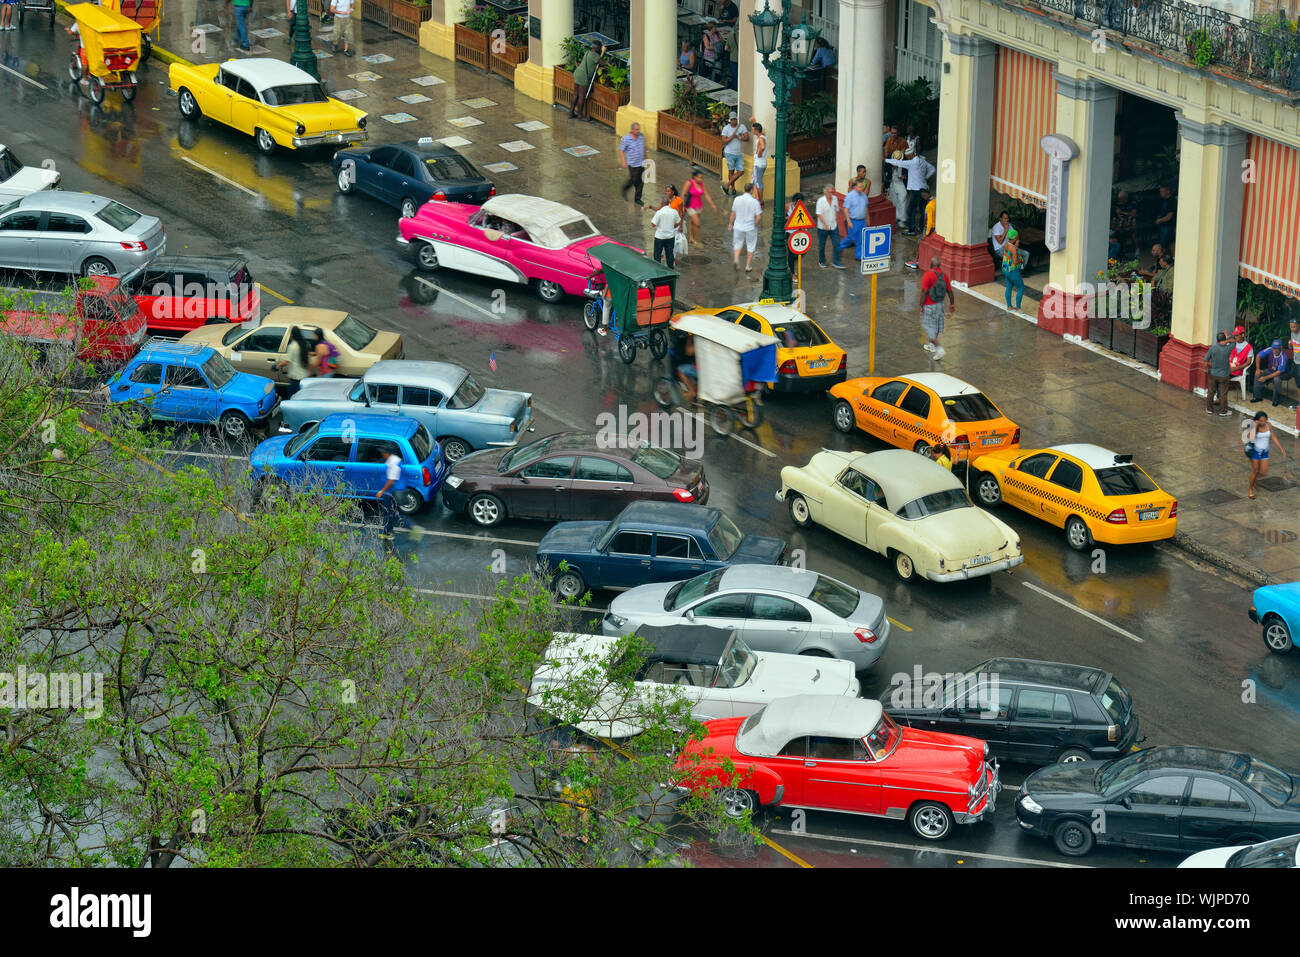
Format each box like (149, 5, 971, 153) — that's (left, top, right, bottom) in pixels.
(787, 493, 812, 528)
(395, 489, 424, 516)
(720, 787, 759, 820)
(1052, 818, 1094, 857)
(892, 550, 916, 583)
(1056, 747, 1091, 764)
(439, 437, 471, 463)
(1065, 516, 1093, 552)
(618, 337, 636, 365)
(832, 399, 855, 433)
(975, 472, 1002, 507)
(913, 439, 931, 455)
(336, 167, 354, 193)
(81, 257, 114, 278)
(415, 241, 439, 272)
(1262, 613, 1294, 654)
(120, 400, 150, 431)
(909, 801, 953, 841)
(219, 410, 251, 441)
(255, 128, 277, 156)
(553, 569, 586, 601)
(468, 493, 505, 528)
(178, 87, 200, 119)
(536, 279, 565, 303)
(400, 197, 418, 219)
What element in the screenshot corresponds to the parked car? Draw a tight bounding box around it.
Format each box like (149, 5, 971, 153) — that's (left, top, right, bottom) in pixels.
(1016, 746, 1300, 857)
(1249, 581, 1300, 655)
(181, 306, 402, 384)
(442, 431, 708, 528)
(0, 193, 164, 278)
(536, 501, 787, 600)
(885, 657, 1142, 765)
(777, 448, 1023, 582)
(1179, 831, 1300, 868)
(676, 695, 1000, 839)
(333, 138, 495, 219)
(170, 57, 368, 155)
(399, 193, 632, 303)
(700, 300, 847, 393)
(829, 372, 1019, 466)
(279, 360, 533, 464)
(250, 412, 442, 515)
(603, 565, 890, 672)
(0, 144, 61, 201)
(972, 443, 1177, 551)
(529, 624, 860, 740)
(1, 275, 146, 365)
(122, 255, 260, 331)
(104, 339, 281, 440)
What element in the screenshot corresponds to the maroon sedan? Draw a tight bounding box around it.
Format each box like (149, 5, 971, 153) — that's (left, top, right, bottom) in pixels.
(440, 432, 708, 528)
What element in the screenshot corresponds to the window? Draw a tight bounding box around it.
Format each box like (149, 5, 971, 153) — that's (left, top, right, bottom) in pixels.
(0, 211, 41, 231)
(304, 437, 353, 462)
(839, 470, 886, 506)
(334, 314, 378, 351)
(262, 83, 328, 106)
(45, 213, 91, 234)
(1126, 776, 1188, 807)
(770, 320, 829, 347)
(422, 154, 478, 180)
(389, 152, 416, 178)
(865, 713, 901, 760)
(778, 737, 807, 758)
(608, 531, 653, 556)
(129, 362, 163, 385)
(1187, 779, 1250, 811)
(448, 375, 486, 410)
(630, 445, 681, 479)
(1017, 453, 1058, 479)
(557, 217, 598, 243)
(0, 148, 22, 183)
(521, 456, 573, 480)
(401, 387, 442, 407)
(737, 315, 763, 334)
(410, 425, 434, 463)
(897, 489, 970, 520)
(501, 435, 556, 472)
(706, 514, 744, 560)
(666, 569, 724, 610)
(713, 309, 745, 324)
(808, 736, 858, 760)
(94, 202, 142, 232)
(1094, 465, 1159, 496)
(655, 534, 701, 560)
(691, 593, 749, 619)
(201, 353, 236, 389)
(898, 386, 931, 418)
(1015, 690, 1073, 722)
(871, 380, 908, 405)
(1049, 459, 1085, 493)
(236, 328, 286, 354)
(235, 78, 258, 100)
(576, 457, 632, 483)
(166, 365, 207, 389)
(370, 146, 398, 168)
(940, 392, 1002, 422)
(219, 70, 239, 90)
(368, 384, 400, 405)
(807, 575, 861, 618)
(357, 438, 402, 465)
(957, 683, 1014, 717)
(750, 594, 810, 622)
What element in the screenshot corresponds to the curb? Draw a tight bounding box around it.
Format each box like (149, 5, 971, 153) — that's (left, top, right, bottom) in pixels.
(1164, 532, 1273, 587)
(54, 0, 190, 67)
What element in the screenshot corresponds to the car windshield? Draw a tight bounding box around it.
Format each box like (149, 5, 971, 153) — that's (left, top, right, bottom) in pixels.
(0, 148, 21, 183)
(707, 514, 744, 560)
(501, 435, 556, 472)
(411, 424, 433, 463)
(1094, 465, 1159, 496)
(0, 199, 19, 217)
(666, 569, 724, 610)
(201, 353, 237, 390)
(896, 488, 971, 520)
(95, 201, 142, 232)
(1100, 678, 1130, 723)
(1241, 756, 1294, 806)
(557, 218, 598, 244)
(865, 713, 901, 760)
(263, 83, 328, 106)
(806, 574, 859, 618)
(716, 634, 756, 689)
(285, 422, 319, 457)
(423, 155, 479, 180)
(448, 374, 485, 410)
(941, 392, 1001, 422)
(1227, 833, 1300, 868)
(334, 314, 378, 351)
(770, 319, 829, 347)
(1097, 753, 1145, 793)
(631, 444, 681, 479)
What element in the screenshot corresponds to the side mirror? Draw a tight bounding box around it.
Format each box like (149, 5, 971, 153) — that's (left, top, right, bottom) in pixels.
(1119, 795, 1132, 810)
(684, 609, 695, 622)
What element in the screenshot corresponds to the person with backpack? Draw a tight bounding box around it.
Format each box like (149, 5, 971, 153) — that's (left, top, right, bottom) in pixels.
(1244, 410, 1286, 499)
(277, 326, 313, 396)
(312, 329, 338, 376)
(919, 256, 954, 360)
(1002, 228, 1026, 311)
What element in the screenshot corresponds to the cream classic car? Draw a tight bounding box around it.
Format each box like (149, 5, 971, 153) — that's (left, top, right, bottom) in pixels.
(777, 448, 1023, 583)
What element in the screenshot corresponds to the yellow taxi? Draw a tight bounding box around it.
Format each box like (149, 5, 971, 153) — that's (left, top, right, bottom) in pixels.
(829, 372, 1020, 464)
(970, 443, 1178, 551)
(701, 301, 846, 393)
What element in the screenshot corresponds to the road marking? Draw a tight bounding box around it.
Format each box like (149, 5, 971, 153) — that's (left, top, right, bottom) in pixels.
(414, 277, 498, 321)
(887, 617, 911, 632)
(767, 827, 1089, 867)
(415, 586, 607, 614)
(531, 399, 590, 433)
(166, 448, 246, 461)
(759, 833, 814, 868)
(181, 156, 259, 198)
(366, 524, 540, 548)
(0, 63, 49, 91)
(257, 282, 294, 305)
(685, 411, 777, 459)
(1020, 581, 1145, 643)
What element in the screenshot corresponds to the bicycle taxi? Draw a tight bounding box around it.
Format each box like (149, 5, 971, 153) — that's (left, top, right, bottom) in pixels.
(582, 242, 676, 365)
(653, 312, 779, 435)
(67, 2, 143, 104)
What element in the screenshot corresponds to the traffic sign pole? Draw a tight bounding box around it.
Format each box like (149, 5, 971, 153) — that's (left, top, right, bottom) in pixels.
(869, 273, 877, 375)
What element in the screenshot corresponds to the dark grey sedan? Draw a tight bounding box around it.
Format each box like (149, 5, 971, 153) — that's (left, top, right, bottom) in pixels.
(0, 192, 165, 278)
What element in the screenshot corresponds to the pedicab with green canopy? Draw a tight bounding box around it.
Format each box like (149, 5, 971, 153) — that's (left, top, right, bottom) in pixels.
(581, 241, 678, 365)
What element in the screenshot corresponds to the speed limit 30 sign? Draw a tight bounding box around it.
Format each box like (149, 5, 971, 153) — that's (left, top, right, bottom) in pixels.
(787, 229, 811, 255)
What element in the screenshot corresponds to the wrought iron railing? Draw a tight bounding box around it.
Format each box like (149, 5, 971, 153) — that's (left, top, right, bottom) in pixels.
(1033, 0, 1300, 91)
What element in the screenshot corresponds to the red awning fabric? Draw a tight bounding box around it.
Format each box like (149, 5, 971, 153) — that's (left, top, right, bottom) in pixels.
(1239, 134, 1300, 299)
(990, 48, 1056, 209)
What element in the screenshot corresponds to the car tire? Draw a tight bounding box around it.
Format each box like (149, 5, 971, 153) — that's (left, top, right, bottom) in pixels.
(913, 439, 931, 455)
(80, 257, 114, 278)
(832, 398, 855, 433)
(468, 493, 505, 528)
(1262, 613, 1294, 654)
(178, 87, 200, 119)
(414, 241, 439, 272)
(400, 197, 418, 220)
(1052, 818, 1095, 857)
(121, 400, 150, 431)
(395, 489, 424, 516)
(1065, 516, 1093, 552)
(909, 801, 953, 841)
(975, 472, 1002, 507)
(892, 550, 916, 583)
(720, 787, 759, 820)
(439, 437, 471, 463)
(336, 167, 354, 193)
(553, 569, 586, 601)
(219, 410, 251, 441)
(1056, 747, 1091, 764)
(255, 128, 276, 156)
(536, 279, 564, 303)
(787, 493, 812, 528)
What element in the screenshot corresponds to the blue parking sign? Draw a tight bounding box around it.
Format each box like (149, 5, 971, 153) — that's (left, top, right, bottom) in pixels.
(858, 225, 892, 261)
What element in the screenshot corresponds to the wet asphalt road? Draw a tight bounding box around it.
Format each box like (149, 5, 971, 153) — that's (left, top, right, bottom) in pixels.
(4, 32, 1300, 869)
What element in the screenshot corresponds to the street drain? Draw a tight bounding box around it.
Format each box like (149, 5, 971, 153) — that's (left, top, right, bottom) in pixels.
(676, 254, 712, 266)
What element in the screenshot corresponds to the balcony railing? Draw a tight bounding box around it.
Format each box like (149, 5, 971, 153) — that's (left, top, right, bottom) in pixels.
(1035, 0, 1300, 91)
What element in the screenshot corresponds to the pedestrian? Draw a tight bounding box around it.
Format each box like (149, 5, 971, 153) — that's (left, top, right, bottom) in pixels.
(923, 189, 936, 238)
(330, 0, 355, 56)
(1204, 330, 1233, 416)
(809, 36, 836, 70)
(321, 0, 334, 23)
(729, 183, 763, 272)
(277, 326, 313, 396)
(1245, 410, 1286, 499)
(930, 442, 953, 470)
(839, 180, 868, 257)
(919, 256, 955, 360)
(720, 112, 748, 196)
(374, 442, 409, 539)
(1229, 325, 1255, 395)
(815, 183, 844, 269)
(885, 147, 935, 236)
(905, 125, 920, 156)
(1002, 228, 1026, 310)
(1253, 338, 1290, 406)
(682, 169, 717, 244)
(887, 151, 909, 227)
(233, 0, 252, 50)
(848, 164, 870, 193)
(701, 25, 723, 81)
(0, 0, 15, 31)
(619, 122, 646, 206)
(679, 40, 696, 75)
(312, 329, 337, 376)
(1111, 190, 1138, 258)
(1154, 183, 1176, 248)
(750, 122, 768, 205)
(718, 0, 739, 25)
(570, 42, 603, 121)
(285, 0, 297, 41)
(649, 188, 681, 269)
(882, 125, 907, 186)
(1137, 243, 1166, 280)
(1288, 318, 1300, 392)
(595, 284, 613, 337)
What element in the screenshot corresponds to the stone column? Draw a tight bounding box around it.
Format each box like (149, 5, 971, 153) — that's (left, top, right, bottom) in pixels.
(420, 0, 467, 61)
(917, 31, 995, 285)
(514, 0, 575, 104)
(1159, 114, 1247, 392)
(737, 0, 801, 200)
(1037, 70, 1117, 338)
(616, 0, 678, 145)
(836, 0, 891, 225)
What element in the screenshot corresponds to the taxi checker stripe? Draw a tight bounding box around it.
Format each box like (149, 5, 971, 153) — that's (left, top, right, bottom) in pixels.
(1001, 475, 1109, 521)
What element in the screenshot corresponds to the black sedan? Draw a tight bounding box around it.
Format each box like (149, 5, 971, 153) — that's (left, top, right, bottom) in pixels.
(1016, 746, 1300, 857)
(441, 432, 708, 528)
(333, 139, 495, 219)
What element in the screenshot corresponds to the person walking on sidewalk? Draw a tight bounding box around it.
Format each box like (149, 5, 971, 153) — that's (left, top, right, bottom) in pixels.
(919, 256, 954, 360)
(285, 0, 297, 42)
(570, 42, 603, 121)
(330, 0, 355, 56)
(233, 0, 252, 51)
(1002, 228, 1026, 311)
(720, 113, 748, 196)
(729, 184, 763, 272)
(649, 190, 681, 269)
(1204, 330, 1233, 416)
(682, 169, 717, 244)
(1245, 410, 1285, 499)
(750, 122, 768, 205)
(816, 184, 844, 269)
(1253, 339, 1290, 406)
(619, 123, 646, 206)
(839, 180, 868, 258)
(885, 147, 934, 236)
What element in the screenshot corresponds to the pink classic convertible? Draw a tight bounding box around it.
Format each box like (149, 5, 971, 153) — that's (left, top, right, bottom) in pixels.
(397, 193, 635, 304)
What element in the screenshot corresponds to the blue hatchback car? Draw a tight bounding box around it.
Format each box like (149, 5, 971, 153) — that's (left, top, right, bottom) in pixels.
(1250, 582, 1300, 655)
(250, 412, 444, 515)
(106, 339, 281, 441)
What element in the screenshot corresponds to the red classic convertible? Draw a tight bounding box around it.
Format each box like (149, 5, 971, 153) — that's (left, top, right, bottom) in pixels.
(677, 695, 1000, 840)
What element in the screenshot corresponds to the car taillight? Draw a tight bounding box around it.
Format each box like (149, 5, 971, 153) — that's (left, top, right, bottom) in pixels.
(778, 359, 798, 375)
(422, 467, 432, 485)
(1104, 508, 1128, 524)
(837, 354, 846, 371)
(489, 187, 497, 196)
(953, 434, 969, 448)
(433, 191, 447, 201)
(853, 628, 878, 644)
(672, 488, 694, 502)
(358, 117, 367, 129)
(120, 241, 146, 251)
(1011, 428, 1021, 445)
(1170, 500, 1178, 517)
(296, 123, 306, 135)
(1107, 724, 1119, 742)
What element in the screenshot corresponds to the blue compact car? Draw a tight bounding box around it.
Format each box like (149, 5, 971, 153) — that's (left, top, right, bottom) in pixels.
(1249, 582, 1300, 655)
(535, 500, 788, 600)
(250, 412, 443, 515)
(106, 339, 281, 441)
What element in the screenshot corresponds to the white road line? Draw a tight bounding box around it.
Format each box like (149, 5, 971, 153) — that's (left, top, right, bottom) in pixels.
(767, 828, 1089, 868)
(415, 586, 606, 614)
(166, 449, 246, 461)
(0, 63, 49, 91)
(685, 411, 777, 458)
(181, 157, 260, 198)
(387, 525, 539, 548)
(1020, 580, 1145, 643)
(415, 278, 498, 321)
(531, 399, 590, 433)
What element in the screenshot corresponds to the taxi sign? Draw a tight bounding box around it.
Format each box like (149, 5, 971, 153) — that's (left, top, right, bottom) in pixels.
(784, 200, 815, 231)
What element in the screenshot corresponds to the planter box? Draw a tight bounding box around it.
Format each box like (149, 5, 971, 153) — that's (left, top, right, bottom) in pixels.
(1134, 329, 1169, 367)
(308, 0, 322, 16)
(454, 23, 490, 72)
(489, 40, 528, 82)
(588, 81, 630, 129)
(389, 0, 431, 40)
(692, 126, 725, 177)
(1111, 321, 1137, 358)
(1087, 314, 1114, 350)
(554, 67, 575, 103)
(657, 111, 699, 160)
(787, 131, 835, 175)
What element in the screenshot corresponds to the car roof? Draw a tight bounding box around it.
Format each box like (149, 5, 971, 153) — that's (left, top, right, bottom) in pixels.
(363, 359, 467, 389)
(318, 412, 417, 439)
(146, 255, 247, 274)
(263, 306, 350, 329)
(138, 341, 215, 363)
(220, 57, 319, 93)
(1050, 443, 1131, 470)
(635, 624, 734, 665)
(617, 500, 720, 531)
(13, 192, 124, 215)
(397, 141, 471, 161)
(718, 564, 827, 598)
(739, 695, 883, 756)
(844, 448, 963, 507)
(742, 302, 811, 324)
(895, 372, 981, 397)
(527, 432, 647, 458)
(973, 658, 1108, 693)
(1128, 747, 1275, 781)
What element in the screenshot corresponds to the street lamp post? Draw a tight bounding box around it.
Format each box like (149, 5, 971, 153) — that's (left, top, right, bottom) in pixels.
(290, 0, 320, 80)
(749, 1, 818, 302)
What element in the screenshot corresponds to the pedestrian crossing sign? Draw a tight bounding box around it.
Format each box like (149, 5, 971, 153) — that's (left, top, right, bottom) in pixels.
(784, 200, 815, 231)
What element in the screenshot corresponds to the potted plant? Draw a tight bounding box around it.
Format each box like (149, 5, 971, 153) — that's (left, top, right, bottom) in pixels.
(389, 0, 431, 40)
(489, 14, 530, 81)
(786, 93, 836, 173)
(1134, 323, 1171, 366)
(1186, 28, 1214, 68)
(588, 60, 631, 128)
(658, 81, 707, 157)
(455, 4, 499, 71)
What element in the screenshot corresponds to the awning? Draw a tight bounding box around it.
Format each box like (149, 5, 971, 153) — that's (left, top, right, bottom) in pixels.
(1239, 134, 1300, 299)
(990, 47, 1055, 209)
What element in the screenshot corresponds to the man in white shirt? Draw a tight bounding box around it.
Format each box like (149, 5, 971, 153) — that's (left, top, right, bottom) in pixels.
(649, 195, 682, 270)
(728, 184, 763, 272)
(330, 0, 355, 57)
(749, 121, 768, 205)
(375, 444, 407, 538)
(815, 184, 844, 269)
(720, 112, 748, 196)
(884, 147, 935, 235)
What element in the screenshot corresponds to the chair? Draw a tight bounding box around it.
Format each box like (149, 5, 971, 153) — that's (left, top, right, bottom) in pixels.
(1230, 369, 1249, 401)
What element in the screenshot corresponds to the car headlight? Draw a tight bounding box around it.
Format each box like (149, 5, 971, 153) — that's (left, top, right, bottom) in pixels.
(444, 474, 463, 489)
(1019, 793, 1043, 814)
(605, 612, 627, 628)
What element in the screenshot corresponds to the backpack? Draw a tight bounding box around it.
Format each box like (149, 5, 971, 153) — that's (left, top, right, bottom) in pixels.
(1242, 419, 1256, 457)
(320, 341, 339, 375)
(928, 270, 947, 302)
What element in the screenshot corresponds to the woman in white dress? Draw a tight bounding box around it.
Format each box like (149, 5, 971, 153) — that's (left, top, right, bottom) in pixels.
(887, 150, 909, 227)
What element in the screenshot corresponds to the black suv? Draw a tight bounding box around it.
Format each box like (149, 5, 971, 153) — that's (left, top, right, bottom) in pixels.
(884, 658, 1142, 765)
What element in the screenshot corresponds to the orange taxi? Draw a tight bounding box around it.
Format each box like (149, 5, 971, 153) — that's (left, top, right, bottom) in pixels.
(970, 443, 1177, 551)
(699, 300, 846, 393)
(829, 372, 1020, 463)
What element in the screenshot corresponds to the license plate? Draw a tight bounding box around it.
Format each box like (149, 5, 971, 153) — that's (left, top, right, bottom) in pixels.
(1138, 509, 1161, 521)
(968, 554, 992, 566)
(980, 436, 1001, 446)
(808, 359, 829, 370)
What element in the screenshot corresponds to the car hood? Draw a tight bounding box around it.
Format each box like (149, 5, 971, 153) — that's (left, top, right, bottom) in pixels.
(401, 200, 475, 239)
(892, 727, 987, 776)
(607, 581, 678, 626)
(1023, 761, 1105, 796)
(446, 446, 509, 480)
(910, 507, 1017, 559)
(729, 535, 786, 565)
(537, 521, 607, 555)
(224, 372, 274, 406)
(745, 653, 858, 699)
(474, 388, 531, 420)
(1256, 581, 1300, 608)
(250, 433, 294, 470)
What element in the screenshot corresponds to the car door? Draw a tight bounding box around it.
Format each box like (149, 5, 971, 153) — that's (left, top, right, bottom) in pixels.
(856, 379, 908, 443)
(0, 207, 44, 269)
(1107, 775, 1189, 850)
(387, 149, 421, 209)
(230, 78, 260, 136)
(741, 593, 812, 654)
(506, 455, 574, 520)
(364, 380, 402, 417)
(351, 437, 407, 498)
(163, 363, 216, 422)
(572, 456, 635, 520)
(1001, 452, 1058, 512)
(118, 360, 164, 411)
(364, 146, 401, 204)
(800, 737, 880, 814)
(396, 385, 442, 437)
(298, 434, 355, 496)
(228, 326, 289, 381)
(819, 467, 874, 546)
(1006, 688, 1075, 764)
(1040, 456, 1085, 529)
(651, 532, 708, 582)
(895, 384, 934, 449)
(683, 592, 751, 632)
(914, 682, 1014, 757)
(598, 529, 655, 590)
(1180, 777, 1256, 850)
(769, 736, 809, 807)
(39, 212, 94, 274)
(207, 69, 237, 125)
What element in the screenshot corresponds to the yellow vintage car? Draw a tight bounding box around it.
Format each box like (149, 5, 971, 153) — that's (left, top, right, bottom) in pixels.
(970, 443, 1178, 551)
(699, 300, 846, 393)
(169, 58, 367, 156)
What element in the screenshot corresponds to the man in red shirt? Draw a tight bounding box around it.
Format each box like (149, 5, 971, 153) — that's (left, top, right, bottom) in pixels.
(919, 256, 955, 360)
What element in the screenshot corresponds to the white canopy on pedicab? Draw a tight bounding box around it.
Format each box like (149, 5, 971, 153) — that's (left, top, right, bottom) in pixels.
(670, 312, 779, 406)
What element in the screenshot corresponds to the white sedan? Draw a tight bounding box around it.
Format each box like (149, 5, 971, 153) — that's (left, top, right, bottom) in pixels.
(0, 145, 60, 202)
(777, 448, 1023, 583)
(528, 624, 860, 740)
(1179, 832, 1300, 868)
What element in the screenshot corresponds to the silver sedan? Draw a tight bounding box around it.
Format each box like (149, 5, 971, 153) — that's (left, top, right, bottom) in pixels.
(600, 564, 891, 672)
(0, 192, 165, 278)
